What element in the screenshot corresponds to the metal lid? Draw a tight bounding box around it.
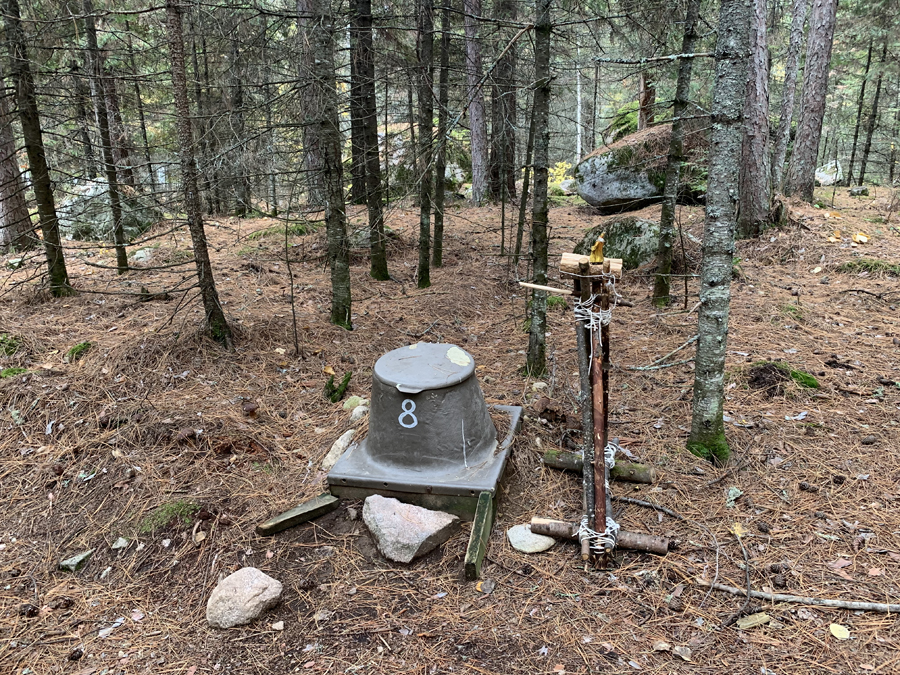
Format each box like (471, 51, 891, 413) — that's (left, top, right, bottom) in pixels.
(373, 342, 475, 394)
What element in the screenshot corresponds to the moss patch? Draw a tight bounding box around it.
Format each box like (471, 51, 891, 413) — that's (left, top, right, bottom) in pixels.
(687, 434, 730, 464)
(749, 361, 819, 396)
(246, 221, 313, 241)
(1, 367, 28, 378)
(0, 333, 20, 356)
(66, 342, 92, 363)
(139, 501, 199, 534)
(837, 258, 900, 277)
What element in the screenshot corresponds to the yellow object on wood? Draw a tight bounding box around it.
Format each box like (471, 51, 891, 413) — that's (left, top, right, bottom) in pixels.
(589, 234, 605, 263)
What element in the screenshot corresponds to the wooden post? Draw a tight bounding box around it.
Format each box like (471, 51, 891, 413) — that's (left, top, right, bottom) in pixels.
(589, 274, 610, 562)
(464, 491, 494, 580)
(575, 261, 594, 560)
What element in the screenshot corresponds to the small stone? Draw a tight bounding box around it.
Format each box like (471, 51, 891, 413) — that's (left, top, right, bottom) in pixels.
(819, 276, 830, 285)
(832, 474, 846, 485)
(849, 186, 869, 197)
(757, 521, 771, 534)
(349, 406, 369, 424)
(506, 524, 556, 553)
(271, 621, 284, 631)
(347, 507, 359, 521)
(531, 382, 548, 392)
(313, 609, 332, 622)
(58, 549, 94, 572)
(111, 537, 129, 550)
(363, 495, 460, 563)
(342, 396, 367, 411)
(798, 481, 818, 492)
(860, 435, 876, 445)
(206, 567, 283, 628)
(773, 574, 787, 589)
(321, 429, 356, 472)
(482, 375, 496, 384)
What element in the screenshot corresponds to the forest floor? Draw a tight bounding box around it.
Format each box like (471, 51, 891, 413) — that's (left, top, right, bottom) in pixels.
(2, 186, 900, 674)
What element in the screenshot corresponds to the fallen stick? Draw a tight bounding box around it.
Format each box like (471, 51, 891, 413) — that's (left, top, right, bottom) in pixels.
(694, 579, 900, 613)
(530, 517, 670, 555)
(611, 495, 685, 521)
(541, 450, 657, 484)
(519, 281, 573, 296)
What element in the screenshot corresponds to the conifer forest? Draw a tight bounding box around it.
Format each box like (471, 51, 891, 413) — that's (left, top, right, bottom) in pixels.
(2, 0, 900, 672)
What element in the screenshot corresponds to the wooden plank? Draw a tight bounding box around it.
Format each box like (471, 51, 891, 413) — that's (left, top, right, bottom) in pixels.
(464, 491, 494, 581)
(255, 493, 340, 536)
(518, 281, 573, 296)
(559, 252, 623, 276)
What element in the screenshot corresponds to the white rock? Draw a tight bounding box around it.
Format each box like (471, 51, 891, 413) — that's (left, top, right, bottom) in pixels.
(342, 396, 368, 411)
(206, 567, 283, 629)
(531, 382, 548, 392)
(111, 537, 129, 550)
(349, 405, 369, 424)
(321, 429, 356, 472)
(507, 524, 556, 553)
(363, 495, 460, 563)
(271, 621, 284, 631)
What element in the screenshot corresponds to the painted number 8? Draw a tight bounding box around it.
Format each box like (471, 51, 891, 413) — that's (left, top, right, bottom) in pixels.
(398, 399, 418, 428)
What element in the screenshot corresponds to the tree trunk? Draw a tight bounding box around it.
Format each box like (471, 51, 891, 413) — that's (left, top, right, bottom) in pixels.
(348, 34, 366, 205)
(261, 15, 277, 215)
(526, 0, 551, 377)
(69, 62, 97, 179)
(652, 0, 700, 306)
(857, 41, 887, 186)
(464, 0, 488, 204)
(229, 38, 251, 217)
(125, 20, 157, 196)
(102, 69, 136, 189)
(514, 96, 535, 267)
(309, 0, 352, 327)
(189, 10, 213, 214)
(83, 0, 128, 273)
(297, 0, 326, 207)
(416, 0, 434, 289)
(0, 86, 30, 249)
(736, 0, 770, 239)
(771, 0, 809, 191)
(352, 0, 388, 280)
(488, 0, 517, 201)
(783, 0, 838, 202)
(846, 38, 873, 186)
(4, 0, 71, 295)
(890, 77, 900, 185)
(637, 71, 655, 130)
(432, 0, 451, 268)
(687, 0, 751, 464)
(164, 0, 233, 348)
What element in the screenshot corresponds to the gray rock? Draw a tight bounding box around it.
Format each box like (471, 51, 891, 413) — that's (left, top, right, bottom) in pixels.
(574, 217, 660, 270)
(130, 248, 154, 263)
(206, 567, 283, 628)
(58, 180, 161, 242)
(343, 395, 367, 411)
(575, 124, 706, 212)
(814, 160, 843, 186)
(321, 429, 356, 472)
(348, 224, 396, 249)
(849, 186, 869, 197)
(349, 405, 369, 424)
(507, 524, 556, 553)
(362, 495, 459, 563)
(59, 549, 95, 572)
(111, 537, 129, 550)
(559, 179, 577, 195)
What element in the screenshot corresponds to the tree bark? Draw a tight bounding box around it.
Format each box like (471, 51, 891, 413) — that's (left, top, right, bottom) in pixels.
(260, 14, 277, 215)
(514, 98, 535, 267)
(464, 0, 488, 204)
(890, 77, 900, 185)
(736, 0, 771, 239)
(637, 71, 655, 130)
(488, 0, 517, 201)
(83, 0, 128, 274)
(416, 0, 434, 289)
(309, 0, 351, 327)
(348, 22, 366, 205)
(69, 61, 97, 180)
(297, 0, 326, 207)
(783, 0, 838, 202)
(228, 37, 251, 216)
(351, 0, 388, 280)
(652, 0, 700, 306)
(846, 38, 873, 186)
(526, 0, 551, 377)
(102, 69, 136, 189)
(164, 0, 233, 348)
(125, 20, 157, 196)
(771, 0, 810, 191)
(0, 86, 30, 249)
(857, 41, 887, 187)
(4, 0, 71, 295)
(432, 0, 451, 268)
(687, 0, 750, 464)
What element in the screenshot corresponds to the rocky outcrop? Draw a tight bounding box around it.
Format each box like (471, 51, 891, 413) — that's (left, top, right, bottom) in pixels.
(58, 180, 161, 242)
(574, 124, 707, 213)
(574, 217, 660, 270)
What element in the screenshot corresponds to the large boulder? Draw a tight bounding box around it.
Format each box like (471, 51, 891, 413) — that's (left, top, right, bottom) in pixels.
(815, 160, 842, 187)
(58, 180, 161, 242)
(574, 124, 707, 213)
(574, 217, 660, 270)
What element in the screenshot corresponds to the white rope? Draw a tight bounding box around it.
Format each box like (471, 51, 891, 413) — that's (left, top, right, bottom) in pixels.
(572, 273, 621, 360)
(579, 441, 622, 554)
